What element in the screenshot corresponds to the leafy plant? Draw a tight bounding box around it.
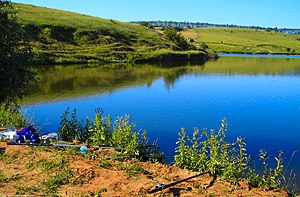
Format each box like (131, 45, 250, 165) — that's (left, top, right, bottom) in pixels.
(174, 119, 249, 184)
(86, 109, 111, 146)
(247, 149, 285, 189)
(174, 119, 298, 193)
(59, 107, 86, 141)
(164, 26, 191, 50)
(58, 108, 164, 162)
(0, 103, 27, 128)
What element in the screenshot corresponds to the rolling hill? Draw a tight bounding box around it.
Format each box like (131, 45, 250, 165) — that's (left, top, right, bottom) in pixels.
(181, 28, 300, 54)
(14, 3, 207, 65)
(13, 3, 299, 65)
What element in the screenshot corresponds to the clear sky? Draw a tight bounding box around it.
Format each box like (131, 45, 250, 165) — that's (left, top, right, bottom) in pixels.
(12, 0, 300, 28)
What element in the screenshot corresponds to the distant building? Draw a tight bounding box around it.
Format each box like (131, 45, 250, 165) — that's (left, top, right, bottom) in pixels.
(131, 21, 300, 34)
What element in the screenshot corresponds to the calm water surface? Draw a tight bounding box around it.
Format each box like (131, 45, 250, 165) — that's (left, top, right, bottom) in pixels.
(22, 55, 300, 177)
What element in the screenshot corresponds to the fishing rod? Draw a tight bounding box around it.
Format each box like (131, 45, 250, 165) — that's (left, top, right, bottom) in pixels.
(148, 171, 210, 194)
(6, 142, 123, 151)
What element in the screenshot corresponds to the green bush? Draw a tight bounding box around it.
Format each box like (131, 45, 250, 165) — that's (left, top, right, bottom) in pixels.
(0, 103, 27, 128)
(247, 149, 284, 189)
(164, 26, 191, 50)
(174, 119, 296, 192)
(174, 119, 249, 184)
(59, 107, 88, 141)
(58, 107, 163, 162)
(87, 110, 111, 146)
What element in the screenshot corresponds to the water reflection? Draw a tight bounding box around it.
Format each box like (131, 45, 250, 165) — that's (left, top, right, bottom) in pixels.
(24, 56, 300, 104)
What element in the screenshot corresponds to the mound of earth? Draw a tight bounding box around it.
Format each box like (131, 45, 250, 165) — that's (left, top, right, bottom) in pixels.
(0, 142, 289, 196)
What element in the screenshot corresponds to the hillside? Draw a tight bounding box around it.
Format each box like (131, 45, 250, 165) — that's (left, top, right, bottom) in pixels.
(13, 4, 297, 64)
(13, 3, 207, 65)
(181, 28, 300, 54)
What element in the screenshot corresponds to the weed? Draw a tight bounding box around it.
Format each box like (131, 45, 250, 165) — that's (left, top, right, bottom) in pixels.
(174, 119, 249, 184)
(44, 168, 73, 195)
(86, 109, 111, 146)
(123, 162, 150, 177)
(86, 151, 98, 160)
(59, 107, 83, 141)
(58, 108, 163, 162)
(0, 171, 22, 183)
(64, 146, 81, 156)
(39, 159, 60, 170)
(15, 186, 39, 195)
(174, 119, 297, 193)
(0, 154, 10, 163)
(87, 188, 107, 196)
(0, 103, 27, 127)
(98, 160, 112, 169)
(247, 149, 299, 195)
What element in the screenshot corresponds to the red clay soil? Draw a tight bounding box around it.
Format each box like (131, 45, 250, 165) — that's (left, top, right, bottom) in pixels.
(0, 142, 290, 196)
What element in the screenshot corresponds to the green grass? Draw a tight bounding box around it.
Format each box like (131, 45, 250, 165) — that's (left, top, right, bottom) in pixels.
(12, 3, 211, 64)
(13, 3, 206, 64)
(182, 28, 300, 54)
(0, 103, 27, 128)
(14, 3, 165, 45)
(130, 49, 208, 63)
(12, 4, 299, 64)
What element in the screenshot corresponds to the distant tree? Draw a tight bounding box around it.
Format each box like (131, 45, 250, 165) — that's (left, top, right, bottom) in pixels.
(139, 21, 153, 29)
(164, 26, 190, 50)
(0, 0, 34, 103)
(173, 26, 183, 32)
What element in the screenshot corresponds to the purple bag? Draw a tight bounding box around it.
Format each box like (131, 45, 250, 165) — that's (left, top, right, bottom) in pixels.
(17, 126, 35, 135)
(16, 126, 40, 143)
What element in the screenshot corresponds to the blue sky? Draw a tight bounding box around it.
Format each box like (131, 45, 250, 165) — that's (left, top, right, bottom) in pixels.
(12, 0, 300, 28)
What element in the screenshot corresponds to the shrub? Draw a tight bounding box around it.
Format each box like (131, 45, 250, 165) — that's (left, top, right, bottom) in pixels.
(0, 103, 27, 128)
(174, 119, 249, 184)
(86, 109, 111, 146)
(174, 119, 296, 191)
(247, 149, 285, 189)
(58, 107, 163, 162)
(59, 107, 87, 141)
(164, 26, 190, 50)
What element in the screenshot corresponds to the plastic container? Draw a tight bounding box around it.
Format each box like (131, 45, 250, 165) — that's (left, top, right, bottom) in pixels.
(80, 146, 88, 154)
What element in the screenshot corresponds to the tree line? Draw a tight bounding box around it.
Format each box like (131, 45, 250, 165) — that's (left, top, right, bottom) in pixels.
(133, 20, 300, 34)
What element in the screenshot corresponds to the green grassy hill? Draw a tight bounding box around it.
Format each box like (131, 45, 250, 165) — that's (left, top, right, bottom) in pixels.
(14, 3, 298, 64)
(15, 3, 207, 64)
(182, 28, 300, 54)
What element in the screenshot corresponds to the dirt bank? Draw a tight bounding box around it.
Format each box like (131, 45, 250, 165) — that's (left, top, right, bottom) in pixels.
(0, 142, 289, 196)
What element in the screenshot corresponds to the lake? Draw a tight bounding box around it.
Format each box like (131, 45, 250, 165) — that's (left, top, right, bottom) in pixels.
(22, 55, 300, 180)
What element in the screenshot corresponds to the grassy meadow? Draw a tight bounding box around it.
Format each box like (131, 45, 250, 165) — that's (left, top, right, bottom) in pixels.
(12, 3, 300, 65)
(13, 3, 208, 64)
(181, 28, 300, 54)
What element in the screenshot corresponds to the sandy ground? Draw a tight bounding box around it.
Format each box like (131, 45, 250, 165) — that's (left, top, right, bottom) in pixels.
(0, 142, 290, 196)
